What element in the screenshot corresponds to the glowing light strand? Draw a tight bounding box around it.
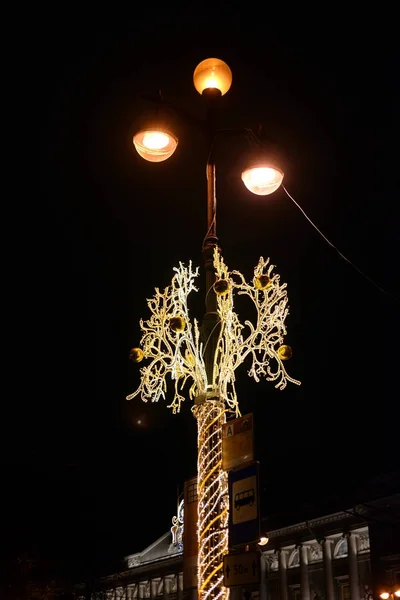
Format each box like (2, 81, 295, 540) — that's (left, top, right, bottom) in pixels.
(127, 249, 300, 414)
(193, 400, 229, 600)
(212, 249, 301, 409)
(126, 250, 300, 600)
(126, 261, 207, 413)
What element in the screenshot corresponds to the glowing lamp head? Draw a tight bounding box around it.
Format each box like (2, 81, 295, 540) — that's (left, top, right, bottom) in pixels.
(133, 129, 178, 162)
(258, 536, 269, 546)
(170, 316, 186, 333)
(129, 347, 144, 363)
(380, 594, 390, 600)
(394, 591, 400, 598)
(193, 58, 232, 96)
(277, 345, 293, 361)
(214, 279, 230, 296)
(255, 275, 272, 290)
(241, 165, 284, 196)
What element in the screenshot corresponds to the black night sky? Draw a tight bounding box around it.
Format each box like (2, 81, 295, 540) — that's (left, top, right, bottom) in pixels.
(4, 6, 400, 583)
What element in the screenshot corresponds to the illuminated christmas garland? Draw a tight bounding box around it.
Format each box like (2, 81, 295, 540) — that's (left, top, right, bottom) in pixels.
(171, 498, 184, 550)
(127, 249, 299, 413)
(126, 260, 207, 414)
(193, 398, 229, 600)
(127, 248, 300, 600)
(212, 250, 301, 409)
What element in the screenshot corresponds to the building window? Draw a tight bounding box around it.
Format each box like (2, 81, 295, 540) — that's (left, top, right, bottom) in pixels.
(334, 539, 348, 558)
(290, 585, 301, 600)
(288, 550, 299, 568)
(340, 583, 351, 600)
(336, 577, 350, 600)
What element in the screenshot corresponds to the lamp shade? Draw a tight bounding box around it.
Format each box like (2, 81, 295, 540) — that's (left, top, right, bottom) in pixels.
(133, 129, 178, 162)
(193, 58, 232, 96)
(241, 165, 284, 196)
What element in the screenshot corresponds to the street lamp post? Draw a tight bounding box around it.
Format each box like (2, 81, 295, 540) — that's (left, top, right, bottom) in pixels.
(128, 58, 300, 600)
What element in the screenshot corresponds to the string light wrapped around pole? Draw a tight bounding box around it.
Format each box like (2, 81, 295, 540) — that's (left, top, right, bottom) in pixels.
(194, 84, 228, 600)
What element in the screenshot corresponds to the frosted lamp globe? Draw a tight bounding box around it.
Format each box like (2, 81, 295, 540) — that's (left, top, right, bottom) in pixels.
(133, 129, 178, 162)
(193, 58, 232, 96)
(241, 166, 284, 196)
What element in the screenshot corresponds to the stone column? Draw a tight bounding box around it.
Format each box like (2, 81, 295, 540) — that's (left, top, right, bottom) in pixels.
(259, 551, 268, 600)
(151, 579, 158, 600)
(299, 545, 311, 600)
(163, 577, 170, 600)
(278, 550, 289, 600)
(348, 533, 360, 600)
(178, 573, 183, 600)
(321, 539, 335, 600)
(127, 584, 135, 600)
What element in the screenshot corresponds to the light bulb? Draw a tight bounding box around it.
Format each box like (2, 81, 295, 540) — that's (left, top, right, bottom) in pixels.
(142, 131, 170, 150)
(380, 594, 390, 599)
(133, 129, 178, 163)
(241, 166, 284, 196)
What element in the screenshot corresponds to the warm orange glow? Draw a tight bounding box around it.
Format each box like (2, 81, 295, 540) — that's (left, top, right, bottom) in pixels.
(394, 592, 400, 598)
(133, 129, 178, 162)
(143, 131, 170, 150)
(241, 166, 284, 196)
(258, 536, 269, 546)
(380, 593, 390, 599)
(193, 58, 232, 96)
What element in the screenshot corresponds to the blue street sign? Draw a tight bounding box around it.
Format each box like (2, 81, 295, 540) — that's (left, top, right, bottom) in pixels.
(228, 461, 260, 547)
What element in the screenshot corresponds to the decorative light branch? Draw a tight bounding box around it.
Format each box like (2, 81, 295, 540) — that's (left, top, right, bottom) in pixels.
(212, 250, 301, 413)
(127, 260, 207, 413)
(127, 249, 300, 413)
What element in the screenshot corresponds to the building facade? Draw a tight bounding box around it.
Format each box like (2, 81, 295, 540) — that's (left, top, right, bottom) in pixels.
(74, 494, 400, 600)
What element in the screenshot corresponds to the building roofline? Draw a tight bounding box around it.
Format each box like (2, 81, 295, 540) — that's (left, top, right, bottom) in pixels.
(124, 531, 171, 562)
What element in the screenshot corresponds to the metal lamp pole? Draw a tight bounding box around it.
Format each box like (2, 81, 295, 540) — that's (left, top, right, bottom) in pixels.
(193, 88, 229, 600)
(129, 57, 300, 600)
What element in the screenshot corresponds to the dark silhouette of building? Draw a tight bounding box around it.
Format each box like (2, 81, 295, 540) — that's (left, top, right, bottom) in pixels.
(73, 477, 399, 600)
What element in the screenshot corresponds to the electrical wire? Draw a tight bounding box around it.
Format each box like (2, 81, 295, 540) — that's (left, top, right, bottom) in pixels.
(201, 127, 256, 250)
(202, 134, 217, 251)
(202, 215, 216, 250)
(202, 318, 222, 358)
(204, 281, 216, 310)
(282, 185, 397, 301)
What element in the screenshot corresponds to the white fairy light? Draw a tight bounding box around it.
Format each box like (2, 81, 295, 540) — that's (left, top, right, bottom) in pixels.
(126, 260, 207, 413)
(127, 248, 300, 600)
(171, 499, 184, 549)
(193, 399, 229, 600)
(127, 249, 299, 412)
(213, 250, 301, 404)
